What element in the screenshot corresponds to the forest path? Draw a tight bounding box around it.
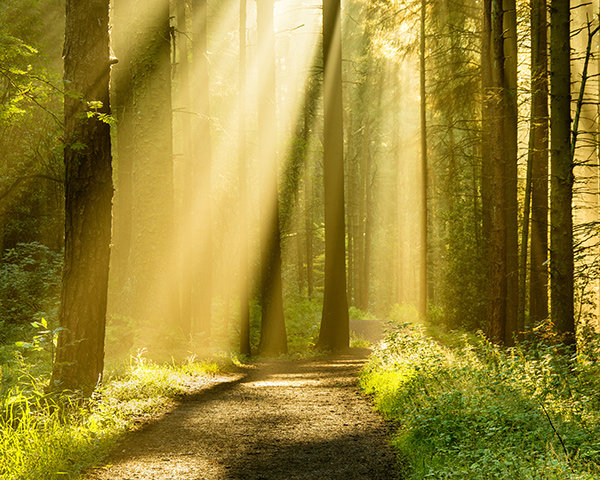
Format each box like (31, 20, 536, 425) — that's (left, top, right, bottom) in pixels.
(84, 348, 401, 480)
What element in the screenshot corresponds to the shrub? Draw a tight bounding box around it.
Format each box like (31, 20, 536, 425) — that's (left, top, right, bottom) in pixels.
(0, 242, 62, 333)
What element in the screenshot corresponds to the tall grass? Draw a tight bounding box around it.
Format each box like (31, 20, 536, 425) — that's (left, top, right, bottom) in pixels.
(361, 322, 600, 479)
(0, 349, 223, 480)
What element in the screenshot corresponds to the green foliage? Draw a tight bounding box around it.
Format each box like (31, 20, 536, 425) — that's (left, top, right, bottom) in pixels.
(0, 243, 62, 335)
(361, 323, 600, 479)
(284, 296, 321, 355)
(0, 347, 224, 480)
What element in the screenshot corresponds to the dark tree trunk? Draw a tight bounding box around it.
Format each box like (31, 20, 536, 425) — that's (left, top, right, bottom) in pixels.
(504, 0, 519, 346)
(419, 0, 428, 320)
(110, 0, 134, 318)
(257, 0, 287, 356)
(485, 0, 508, 343)
(51, 0, 113, 395)
(529, 0, 549, 329)
(128, 0, 178, 327)
(550, 0, 576, 349)
(318, 0, 350, 351)
(239, 0, 251, 356)
(191, 0, 213, 339)
(177, 0, 194, 338)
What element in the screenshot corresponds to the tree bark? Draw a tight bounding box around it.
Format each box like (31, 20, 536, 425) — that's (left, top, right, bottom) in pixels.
(504, 0, 519, 345)
(419, 0, 428, 320)
(51, 0, 113, 395)
(191, 0, 213, 339)
(177, 0, 194, 338)
(128, 0, 178, 327)
(318, 0, 350, 351)
(529, 0, 549, 329)
(550, 0, 576, 349)
(257, 0, 287, 356)
(485, 0, 508, 343)
(239, 0, 251, 356)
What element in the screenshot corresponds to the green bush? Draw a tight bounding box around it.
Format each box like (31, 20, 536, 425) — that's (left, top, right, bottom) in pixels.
(0, 243, 62, 334)
(361, 324, 600, 479)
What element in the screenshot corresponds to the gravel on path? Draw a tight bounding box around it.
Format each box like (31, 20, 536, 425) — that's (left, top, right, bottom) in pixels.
(84, 348, 402, 480)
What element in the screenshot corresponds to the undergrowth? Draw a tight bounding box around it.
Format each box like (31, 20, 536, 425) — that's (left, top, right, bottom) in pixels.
(0, 349, 224, 480)
(361, 322, 600, 479)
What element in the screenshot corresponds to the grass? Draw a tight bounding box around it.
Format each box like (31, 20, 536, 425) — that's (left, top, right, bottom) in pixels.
(0, 348, 227, 480)
(361, 321, 600, 479)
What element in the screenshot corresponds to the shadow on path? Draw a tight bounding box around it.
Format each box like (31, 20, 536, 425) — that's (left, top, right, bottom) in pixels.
(85, 348, 402, 480)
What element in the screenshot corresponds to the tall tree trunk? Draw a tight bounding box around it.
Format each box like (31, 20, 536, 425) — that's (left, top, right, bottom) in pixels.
(128, 0, 178, 327)
(177, 0, 194, 338)
(485, 0, 508, 343)
(419, 0, 429, 319)
(239, 0, 251, 356)
(504, 0, 519, 345)
(304, 147, 314, 299)
(550, 0, 575, 349)
(318, 0, 350, 351)
(109, 0, 134, 318)
(51, 0, 113, 395)
(257, 0, 287, 356)
(192, 0, 213, 339)
(529, 0, 549, 329)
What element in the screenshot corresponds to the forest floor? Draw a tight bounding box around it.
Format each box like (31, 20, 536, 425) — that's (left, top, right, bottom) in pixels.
(83, 348, 402, 480)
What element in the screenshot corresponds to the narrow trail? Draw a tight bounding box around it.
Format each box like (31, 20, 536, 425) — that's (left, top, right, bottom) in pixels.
(85, 348, 401, 480)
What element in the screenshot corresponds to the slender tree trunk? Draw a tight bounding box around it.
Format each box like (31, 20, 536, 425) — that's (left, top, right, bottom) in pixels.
(504, 0, 519, 345)
(318, 0, 350, 351)
(177, 0, 194, 338)
(128, 0, 178, 327)
(304, 149, 314, 299)
(550, 0, 575, 349)
(192, 0, 213, 339)
(519, 133, 534, 335)
(257, 0, 287, 356)
(419, 0, 428, 319)
(239, 0, 251, 356)
(485, 0, 508, 343)
(529, 0, 549, 329)
(109, 0, 134, 318)
(51, 0, 113, 395)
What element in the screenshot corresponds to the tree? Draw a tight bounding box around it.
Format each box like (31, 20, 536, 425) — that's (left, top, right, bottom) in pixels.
(239, 0, 251, 356)
(257, 0, 287, 356)
(419, 0, 428, 320)
(51, 0, 113, 394)
(176, 0, 194, 338)
(318, 0, 350, 351)
(485, 0, 508, 342)
(503, 0, 519, 345)
(550, 0, 575, 349)
(191, 0, 213, 339)
(127, 0, 178, 327)
(529, 0, 549, 329)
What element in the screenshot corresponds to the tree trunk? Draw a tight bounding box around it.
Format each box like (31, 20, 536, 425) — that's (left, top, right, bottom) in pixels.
(177, 0, 194, 338)
(128, 0, 178, 328)
(485, 0, 508, 343)
(318, 0, 350, 351)
(419, 0, 428, 319)
(192, 0, 213, 339)
(550, 0, 576, 349)
(503, 0, 519, 346)
(239, 0, 251, 356)
(51, 0, 113, 395)
(529, 0, 549, 329)
(257, 0, 287, 356)
(109, 0, 134, 319)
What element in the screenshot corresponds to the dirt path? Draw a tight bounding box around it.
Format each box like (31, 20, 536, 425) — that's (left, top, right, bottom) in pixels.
(85, 348, 401, 479)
